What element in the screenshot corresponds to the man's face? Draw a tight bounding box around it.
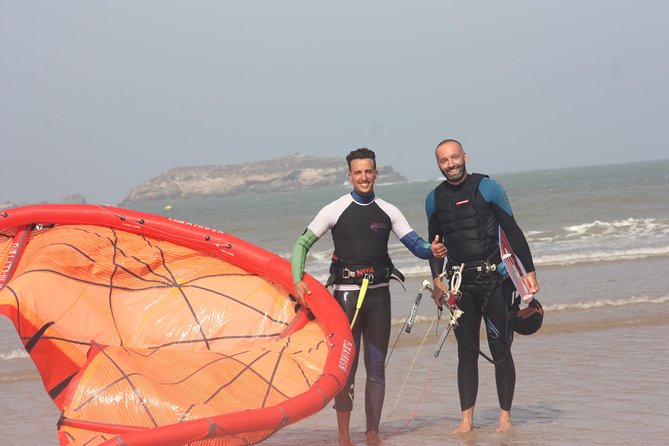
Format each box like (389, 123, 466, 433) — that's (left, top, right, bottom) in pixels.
(436, 142, 468, 184)
(348, 158, 377, 196)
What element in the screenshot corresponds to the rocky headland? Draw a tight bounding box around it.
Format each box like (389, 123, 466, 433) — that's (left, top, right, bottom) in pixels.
(0, 194, 86, 210)
(121, 153, 407, 204)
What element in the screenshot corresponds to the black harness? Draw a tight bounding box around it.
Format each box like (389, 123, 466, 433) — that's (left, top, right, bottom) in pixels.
(327, 256, 405, 287)
(444, 252, 514, 366)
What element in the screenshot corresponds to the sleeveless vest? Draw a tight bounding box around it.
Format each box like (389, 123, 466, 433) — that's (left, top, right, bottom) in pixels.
(432, 173, 499, 264)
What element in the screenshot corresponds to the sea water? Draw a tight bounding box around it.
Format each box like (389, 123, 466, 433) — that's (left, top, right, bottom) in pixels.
(1, 160, 668, 445)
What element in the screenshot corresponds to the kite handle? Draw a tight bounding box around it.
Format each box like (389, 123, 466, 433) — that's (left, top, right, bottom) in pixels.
(350, 277, 369, 329)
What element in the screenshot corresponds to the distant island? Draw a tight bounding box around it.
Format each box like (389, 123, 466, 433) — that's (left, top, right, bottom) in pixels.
(0, 155, 408, 209)
(120, 153, 407, 204)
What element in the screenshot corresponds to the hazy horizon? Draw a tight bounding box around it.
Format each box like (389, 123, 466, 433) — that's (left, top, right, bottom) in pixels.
(3, 156, 667, 207)
(2, 1, 667, 205)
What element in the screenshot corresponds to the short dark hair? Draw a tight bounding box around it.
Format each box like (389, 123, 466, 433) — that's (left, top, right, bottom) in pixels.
(435, 139, 463, 151)
(346, 148, 376, 171)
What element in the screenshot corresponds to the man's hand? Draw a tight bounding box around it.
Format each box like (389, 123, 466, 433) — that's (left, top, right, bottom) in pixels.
(293, 280, 311, 307)
(431, 277, 447, 307)
(431, 235, 447, 259)
(523, 271, 540, 294)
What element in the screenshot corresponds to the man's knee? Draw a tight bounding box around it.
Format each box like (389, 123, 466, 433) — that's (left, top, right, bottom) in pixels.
(333, 384, 354, 411)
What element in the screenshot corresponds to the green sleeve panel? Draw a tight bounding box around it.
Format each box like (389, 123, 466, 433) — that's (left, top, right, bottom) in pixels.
(291, 228, 320, 284)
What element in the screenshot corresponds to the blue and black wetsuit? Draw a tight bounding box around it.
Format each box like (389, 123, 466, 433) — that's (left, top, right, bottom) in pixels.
(425, 173, 535, 412)
(293, 190, 433, 433)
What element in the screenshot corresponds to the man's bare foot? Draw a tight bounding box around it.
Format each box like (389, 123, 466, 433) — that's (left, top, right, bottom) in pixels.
(451, 419, 473, 434)
(339, 436, 354, 446)
(496, 410, 512, 433)
(366, 431, 382, 445)
(451, 407, 474, 434)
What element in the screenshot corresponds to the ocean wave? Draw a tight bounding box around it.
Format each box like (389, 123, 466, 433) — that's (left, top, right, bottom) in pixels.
(0, 349, 29, 361)
(389, 244, 669, 270)
(563, 218, 669, 236)
(0, 369, 40, 384)
(257, 218, 669, 267)
(535, 245, 669, 266)
(292, 246, 668, 273)
(309, 248, 334, 262)
(542, 295, 669, 312)
(370, 218, 669, 270)
(391, 313, 443, 327)
(394, 264, 432, 278)
(388, 295, 669, 326)
(530, 217, 669, 244)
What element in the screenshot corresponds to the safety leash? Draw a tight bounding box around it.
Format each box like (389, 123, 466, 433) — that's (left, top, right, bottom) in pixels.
(433, 304, 463, 357)
(385, 280, 431, 368)
(384, 307, 437, 430)
(406, 280, 431, 333)
(433, 265, 464, 357)
(447, 263, 464, 305)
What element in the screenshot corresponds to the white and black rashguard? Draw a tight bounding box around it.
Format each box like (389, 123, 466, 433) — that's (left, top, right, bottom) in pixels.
(291, 192, 431, 290)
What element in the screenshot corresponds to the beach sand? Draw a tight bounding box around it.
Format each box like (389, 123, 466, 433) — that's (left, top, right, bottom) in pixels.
(3, 298, 667, 445)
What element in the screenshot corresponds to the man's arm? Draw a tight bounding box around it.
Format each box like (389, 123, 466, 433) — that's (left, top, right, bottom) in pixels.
(399, 231, 446, 259)
(377, 198, 446, 259)
(480, 178, 535, 272)
(480, 178, 539, 293)
(426, 190, 447, 304)
(291, 228, 320, 304)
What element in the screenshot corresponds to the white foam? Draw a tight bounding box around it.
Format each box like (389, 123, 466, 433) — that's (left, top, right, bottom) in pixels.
(530, 218, 669, 244)
(294, 217, 669, 276)
(535, 245, 669, 266)
(562, 218, 667, 237)
(395, 264, 432, 278)
(0, 349, 29, 361)
(543, 295, 669, 312)
(387, 295, 669, 327)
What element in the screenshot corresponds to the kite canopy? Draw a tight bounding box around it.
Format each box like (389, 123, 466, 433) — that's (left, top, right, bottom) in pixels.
(0, 204, 353, 446)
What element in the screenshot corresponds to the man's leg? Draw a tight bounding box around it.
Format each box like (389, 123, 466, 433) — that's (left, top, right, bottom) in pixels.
(485, 281, 515, 433)
(334, 289, 360, 445)
(362, 287, 391, 444)
(337, 410, 354, 446)
(452, 292, 482, 434)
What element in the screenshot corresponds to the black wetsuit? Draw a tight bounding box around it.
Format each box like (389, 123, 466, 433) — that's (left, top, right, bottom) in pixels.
(334, 286, 390, 432)
(426, 173, 535, 412)
(302, 191, 433, 433)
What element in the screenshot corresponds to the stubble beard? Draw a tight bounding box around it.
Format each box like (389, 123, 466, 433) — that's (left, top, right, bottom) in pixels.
(441, 162, 467, 183)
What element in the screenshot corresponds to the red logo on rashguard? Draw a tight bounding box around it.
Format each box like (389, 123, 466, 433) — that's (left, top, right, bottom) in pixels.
(370, 222, 388, 231)
(455, 200, 469, 206)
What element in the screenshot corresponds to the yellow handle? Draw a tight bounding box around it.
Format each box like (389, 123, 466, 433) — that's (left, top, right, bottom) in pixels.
(349, 278, 369, 329)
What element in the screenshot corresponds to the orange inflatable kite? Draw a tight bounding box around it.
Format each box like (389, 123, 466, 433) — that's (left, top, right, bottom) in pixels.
(0, 204, 353, 445)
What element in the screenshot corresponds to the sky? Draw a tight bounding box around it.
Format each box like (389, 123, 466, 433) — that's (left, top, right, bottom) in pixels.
(1, 1, 667, 205)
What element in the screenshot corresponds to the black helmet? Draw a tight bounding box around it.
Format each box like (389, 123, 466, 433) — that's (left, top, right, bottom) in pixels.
(510, 297, 543, 335)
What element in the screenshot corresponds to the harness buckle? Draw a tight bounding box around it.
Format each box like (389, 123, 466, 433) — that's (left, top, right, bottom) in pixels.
(447, 289, 461, 306)
(461, 260, 497, 274)
(341, 268, 355, 280)
(341, 268, 376, 284)
(478, 260, 496, 274)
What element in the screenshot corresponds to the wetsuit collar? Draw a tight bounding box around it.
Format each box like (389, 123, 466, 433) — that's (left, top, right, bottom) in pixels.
(351, 190, 375, 204)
